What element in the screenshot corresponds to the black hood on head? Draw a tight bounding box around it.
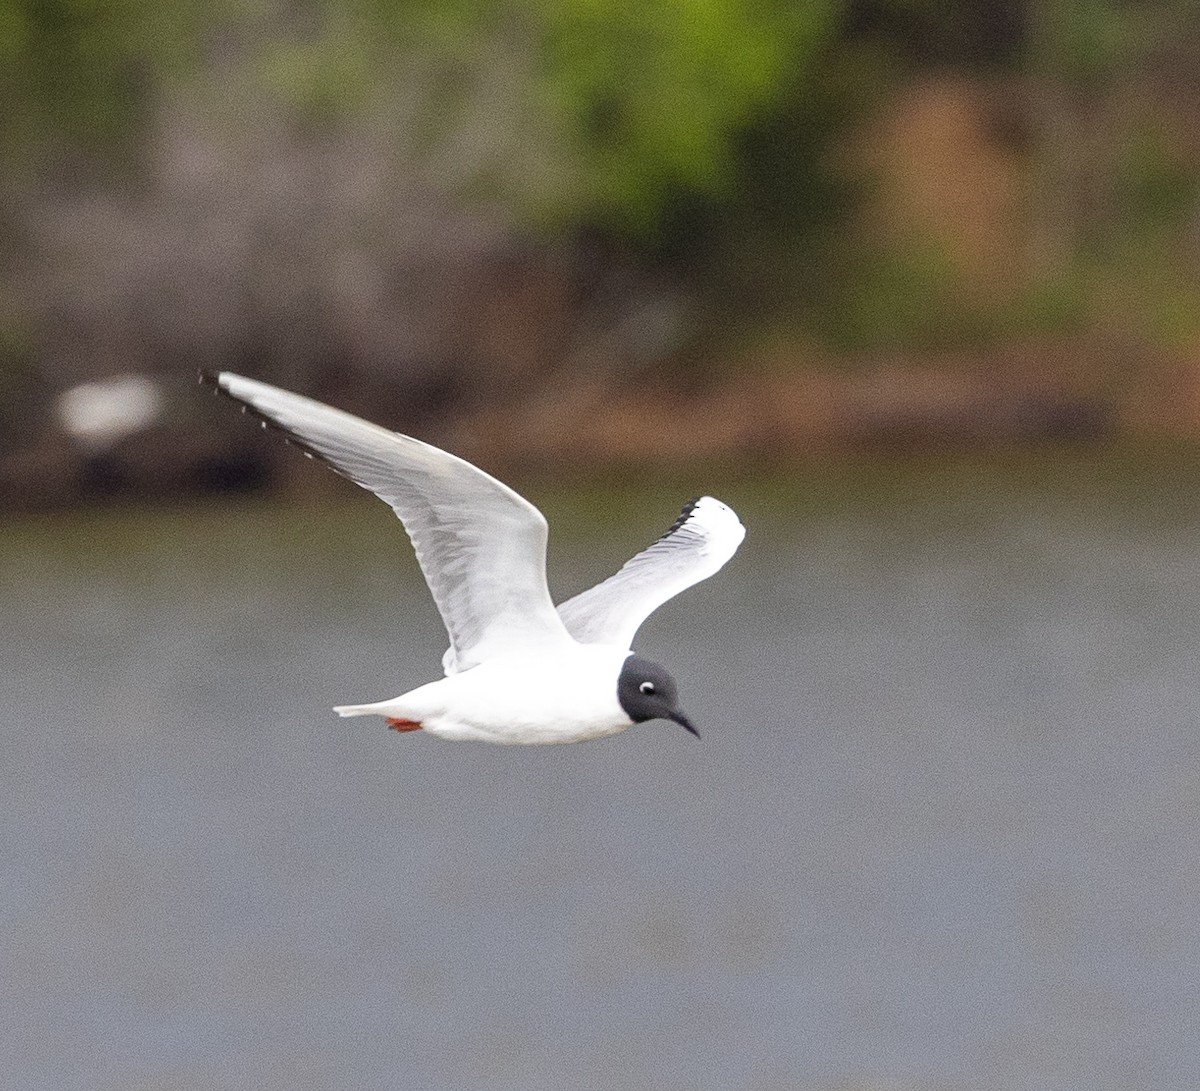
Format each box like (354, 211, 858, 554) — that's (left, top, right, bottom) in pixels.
(617, 654, 698, 737)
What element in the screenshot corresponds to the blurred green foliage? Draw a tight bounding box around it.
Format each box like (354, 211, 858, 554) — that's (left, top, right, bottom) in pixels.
(1030, 0, 1160, 87)
(1114, 122, 1200, 245)
(0, 0, 211, 149)
(1, 0, 841, 228)
(3, 0, 1200, 361)
(533, 0, 839, 228)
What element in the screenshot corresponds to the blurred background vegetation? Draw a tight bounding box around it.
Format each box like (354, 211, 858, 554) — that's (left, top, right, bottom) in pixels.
(3, 0, 1200, 504)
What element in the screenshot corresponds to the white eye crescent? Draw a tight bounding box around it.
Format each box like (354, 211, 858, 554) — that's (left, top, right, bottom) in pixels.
(639, 682, 656, 695)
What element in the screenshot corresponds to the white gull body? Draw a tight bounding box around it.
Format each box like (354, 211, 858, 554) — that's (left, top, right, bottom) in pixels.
(356, 645, 633, 744)
(205, 371, 745, 745)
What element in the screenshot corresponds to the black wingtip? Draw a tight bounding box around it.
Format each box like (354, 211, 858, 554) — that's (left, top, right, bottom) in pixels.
(203, 370, 357, 483)
(664, 497, 702, 538)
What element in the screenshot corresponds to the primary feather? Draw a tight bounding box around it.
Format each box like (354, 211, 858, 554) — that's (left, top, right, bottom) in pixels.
(204, 371, 574, 673)
(555, 496, 745, 648)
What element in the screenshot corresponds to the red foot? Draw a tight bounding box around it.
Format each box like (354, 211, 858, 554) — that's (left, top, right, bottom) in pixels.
(386, 717, 422, 733)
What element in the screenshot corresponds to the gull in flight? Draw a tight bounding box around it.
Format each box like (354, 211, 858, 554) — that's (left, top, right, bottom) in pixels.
(204, 372, 745, 744)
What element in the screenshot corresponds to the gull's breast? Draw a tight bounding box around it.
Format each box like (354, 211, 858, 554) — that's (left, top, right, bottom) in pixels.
(421, 645, 633, 744)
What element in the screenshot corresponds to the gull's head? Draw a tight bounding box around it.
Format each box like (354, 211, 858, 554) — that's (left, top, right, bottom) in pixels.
(617, 654, 698, 738)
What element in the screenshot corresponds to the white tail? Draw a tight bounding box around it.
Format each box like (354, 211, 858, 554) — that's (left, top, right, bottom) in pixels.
(333, 702, 389, 718)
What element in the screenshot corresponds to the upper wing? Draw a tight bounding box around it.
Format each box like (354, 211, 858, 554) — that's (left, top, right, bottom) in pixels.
(206, 371, 574, 673)
(556, 496, 745, 648)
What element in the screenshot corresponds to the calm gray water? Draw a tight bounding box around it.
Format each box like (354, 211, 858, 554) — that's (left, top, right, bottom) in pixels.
(4, 455, 1200, 1091)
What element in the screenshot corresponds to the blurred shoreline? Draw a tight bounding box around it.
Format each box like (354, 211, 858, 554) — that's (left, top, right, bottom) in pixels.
(3, 362, 1199, 518)
(7, 13, 1200, 512)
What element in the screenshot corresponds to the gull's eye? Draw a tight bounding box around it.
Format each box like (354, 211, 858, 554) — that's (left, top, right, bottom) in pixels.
(639, 681, 656, 695)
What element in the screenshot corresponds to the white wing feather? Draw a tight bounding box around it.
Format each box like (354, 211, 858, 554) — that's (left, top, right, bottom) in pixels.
(208, 372, 574, 673)
(556, 496, 745, 648)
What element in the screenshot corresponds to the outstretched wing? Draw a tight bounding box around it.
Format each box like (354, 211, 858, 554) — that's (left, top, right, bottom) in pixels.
(556, 496, 745, 648)
(205, 371, 574, 673)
